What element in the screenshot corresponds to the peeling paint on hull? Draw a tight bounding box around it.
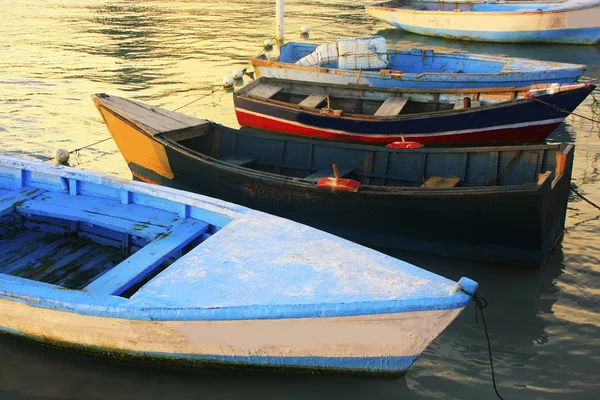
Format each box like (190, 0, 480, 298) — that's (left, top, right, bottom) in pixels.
(0, 298, 462, 375)
(366, 1, 600, 44)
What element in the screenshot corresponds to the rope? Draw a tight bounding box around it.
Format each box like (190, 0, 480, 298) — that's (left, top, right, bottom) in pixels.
(467, 292, 505, 400)
(570, 185, 600, 212)
(525, 93, 600, 125)
(173, 87, 220, 111)
(484, 150, 521, 186)
(42, 137, 112, 162)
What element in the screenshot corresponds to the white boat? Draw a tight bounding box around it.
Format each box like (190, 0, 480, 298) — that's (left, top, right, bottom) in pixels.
(0, 154, 477, 376)
(365, 0, 600, 44)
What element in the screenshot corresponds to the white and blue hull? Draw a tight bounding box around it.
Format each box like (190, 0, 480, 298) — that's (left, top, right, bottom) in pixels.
(0, 292, 464, 375)
(0, 155, 477, 375)
(366, 1, 600, 45)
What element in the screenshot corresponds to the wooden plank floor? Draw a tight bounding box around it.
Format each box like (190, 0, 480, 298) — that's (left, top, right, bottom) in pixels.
(0, 227, 129, 290)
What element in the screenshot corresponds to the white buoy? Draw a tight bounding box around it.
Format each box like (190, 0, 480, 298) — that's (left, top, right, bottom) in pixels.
(223, 76, 234, 88)
(263, 39, 273, 49)
(300, 25, 309, 34)
(52, 148, 70, 164)
(232, 69, 244, 80)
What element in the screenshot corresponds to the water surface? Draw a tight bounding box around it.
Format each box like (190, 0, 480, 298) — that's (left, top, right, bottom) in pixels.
(1, 1, 600, 399)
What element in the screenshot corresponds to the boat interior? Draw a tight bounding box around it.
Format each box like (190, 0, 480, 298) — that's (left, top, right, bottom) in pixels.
(160, 119, 564, 190)
(0, 167, 219, 297)
(278, 42, 509, 74)
(239, 78, 551, 117)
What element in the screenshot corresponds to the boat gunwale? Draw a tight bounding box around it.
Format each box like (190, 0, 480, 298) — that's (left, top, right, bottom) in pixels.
(251, 58, 586, 80)
(0, 273, 474, 321)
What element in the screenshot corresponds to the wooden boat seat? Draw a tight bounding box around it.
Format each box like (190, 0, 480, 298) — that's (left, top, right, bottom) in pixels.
(246, 84, 283, 99)
(0, 187, 45, 217)
(454, 100, 482, 110)
(15, 192, 179, 241)
(84, 218, 210, 296)
(220, 155, 258, 167)
(421, 176, 461, 188)
(298, 93, 327, 108)
(374, 97, 409, 116)
(304, 166, 354, 182)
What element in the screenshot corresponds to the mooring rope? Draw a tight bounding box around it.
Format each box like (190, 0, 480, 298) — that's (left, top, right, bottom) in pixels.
(484, 150, 521, 186)
(42, 136, 112, 162)
(570, 185, 600, 212)
(467, 292, 506, 400)
(173, 87, 221, 111)
(525, 93, 600, 125)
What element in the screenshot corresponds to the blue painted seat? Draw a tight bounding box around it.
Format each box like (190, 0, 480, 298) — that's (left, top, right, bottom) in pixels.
(0, 187, 45, 217)
(16, 193, 174, 240)
(84, 218, 210, 296)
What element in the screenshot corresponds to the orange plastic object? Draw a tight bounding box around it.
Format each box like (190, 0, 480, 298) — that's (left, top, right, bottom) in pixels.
(385, 141, 424, 149)
(317, 164, 361, 192)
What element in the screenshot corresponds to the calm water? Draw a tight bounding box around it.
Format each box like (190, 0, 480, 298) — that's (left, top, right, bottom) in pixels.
(1, 1, 600, 399)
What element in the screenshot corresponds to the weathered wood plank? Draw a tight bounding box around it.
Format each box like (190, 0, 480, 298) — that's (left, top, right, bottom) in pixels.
(374, 97, 409, 116)
(94, 94, 210, 136)
(246, 84, 283, 99)
(22, 192, 179, 228)
(299, 93, 327, 108)
(0, 188, 45, 217)
(421, 176, 461, 188)
(161, 124, 213, 142)
(84, 219, 209, 296)
(16, 200, 169, 241)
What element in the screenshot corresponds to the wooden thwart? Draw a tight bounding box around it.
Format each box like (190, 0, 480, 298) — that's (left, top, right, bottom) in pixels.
(374, 97, 409, 116)
(246, 84, 283, 99)
(0, 188, 44, 217)
(305, 166, 354, 182)
(84, 219, 210, 296)
(16, 199, 169, 241)
(421, 176, 461, 188)
(299, 93, 328, 108)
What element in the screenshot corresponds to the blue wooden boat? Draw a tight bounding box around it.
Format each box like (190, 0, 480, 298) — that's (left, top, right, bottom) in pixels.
(0, 154, 478, 375)
(92, 93, 574, 266)
(365, 1, 600, 45)
(251, 36, 586, 89)
(233, 77, 595, 145)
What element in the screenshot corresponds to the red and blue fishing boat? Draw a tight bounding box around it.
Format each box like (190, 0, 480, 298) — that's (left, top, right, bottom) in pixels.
(233, 77, 595, 145)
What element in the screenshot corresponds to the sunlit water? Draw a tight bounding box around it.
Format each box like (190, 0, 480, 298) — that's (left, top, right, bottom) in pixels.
(1, 1, 600, 399)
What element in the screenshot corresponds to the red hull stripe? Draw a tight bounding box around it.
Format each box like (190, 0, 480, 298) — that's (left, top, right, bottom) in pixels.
(235, 109, 563, 144)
